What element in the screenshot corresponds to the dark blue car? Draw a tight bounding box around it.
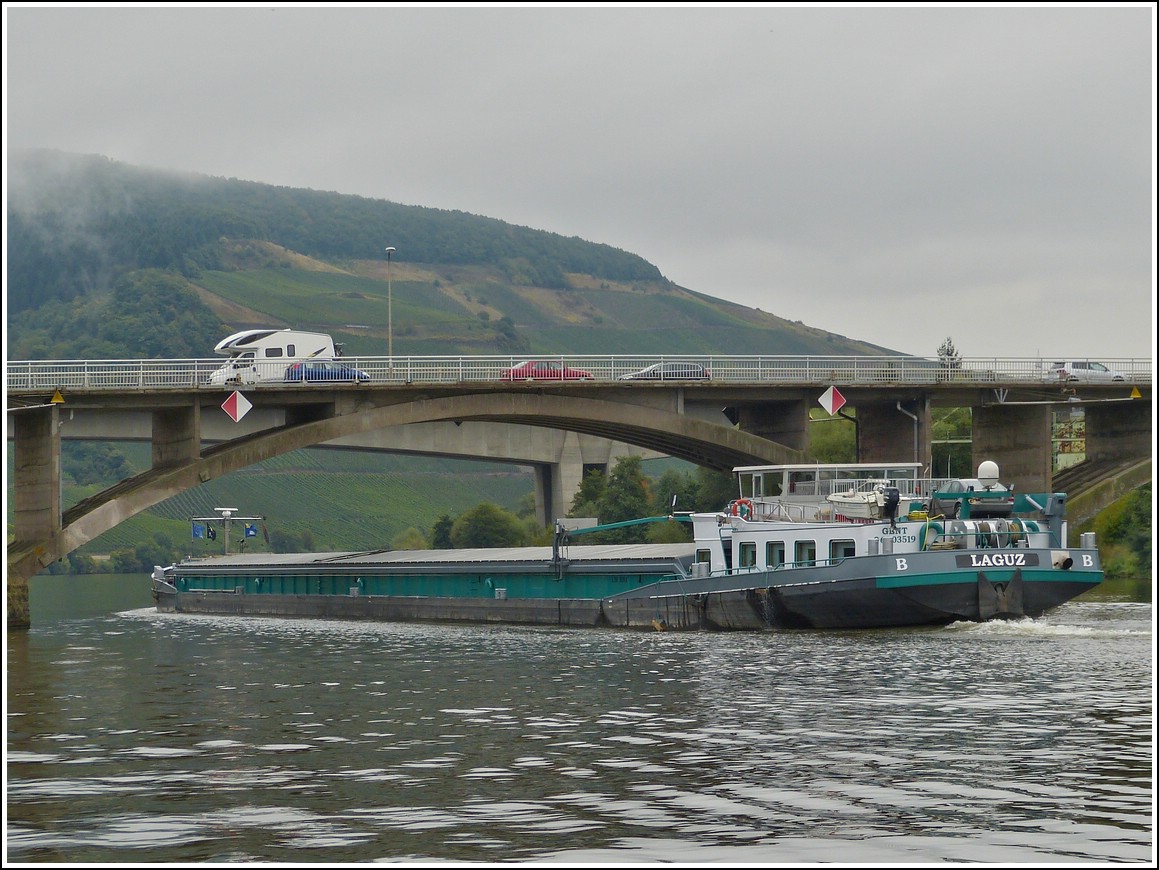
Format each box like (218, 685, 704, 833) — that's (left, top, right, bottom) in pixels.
(284, 361, 370, 383)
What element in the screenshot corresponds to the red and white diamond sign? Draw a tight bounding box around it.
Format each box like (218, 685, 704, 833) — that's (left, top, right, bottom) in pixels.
(221, 391, 253, 423)
(818, 386, 846, 416)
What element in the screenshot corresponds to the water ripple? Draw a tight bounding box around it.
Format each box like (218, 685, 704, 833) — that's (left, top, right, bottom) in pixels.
(7, 592, 1151, 864)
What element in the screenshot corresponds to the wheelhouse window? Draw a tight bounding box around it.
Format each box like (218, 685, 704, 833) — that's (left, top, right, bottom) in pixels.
(696, 549, 711, 564)
(888, 468, 918, 486)
(794, 540, 816, 567)
(737, 470, 783, 499)
(788, 471, 817, 496)
(767, 541, 785, 568)
(830, 539, 856, 560)
(738, 542, 757, 569)
(737, 472, 757, 498)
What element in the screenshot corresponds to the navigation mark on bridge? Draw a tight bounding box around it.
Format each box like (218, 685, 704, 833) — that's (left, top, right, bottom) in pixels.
(818, 386, 846, 416)
(222, 391, 253, 423)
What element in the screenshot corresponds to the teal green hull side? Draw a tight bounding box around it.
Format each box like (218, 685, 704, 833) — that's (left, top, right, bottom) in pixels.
(169, 569, 675, 601)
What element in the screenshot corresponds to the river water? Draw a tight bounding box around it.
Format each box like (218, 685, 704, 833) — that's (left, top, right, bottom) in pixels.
(5, 573, 1154, 865)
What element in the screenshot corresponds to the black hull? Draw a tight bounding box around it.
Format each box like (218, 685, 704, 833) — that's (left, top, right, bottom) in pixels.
(764, 573, 1094, 629)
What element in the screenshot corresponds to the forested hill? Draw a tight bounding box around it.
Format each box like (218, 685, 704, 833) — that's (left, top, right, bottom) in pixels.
(7, 148, 895, 359)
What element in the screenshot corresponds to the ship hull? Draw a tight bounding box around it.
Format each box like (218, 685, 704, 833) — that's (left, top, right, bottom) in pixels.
(154, 546, 1101, 632)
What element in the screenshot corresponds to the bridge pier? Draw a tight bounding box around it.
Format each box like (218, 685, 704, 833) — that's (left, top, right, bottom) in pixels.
(9, 405, 62, 629)
(7, 571, 32, 630)
(857, 398, 933, 471)
(152, 404, 201, 466)
(971, 403, 1053, 493)
(8, 401, 206, 629)
(734, 399, 811, 451)
(533, 433, 652, 525)
(1084, 400, 1152, 464)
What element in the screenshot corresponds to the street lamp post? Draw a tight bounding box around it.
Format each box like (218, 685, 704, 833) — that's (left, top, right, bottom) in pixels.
(385, 247, 396, 368)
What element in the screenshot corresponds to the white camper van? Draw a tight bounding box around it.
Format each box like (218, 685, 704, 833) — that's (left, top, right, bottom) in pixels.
(207, 328, 338, 385)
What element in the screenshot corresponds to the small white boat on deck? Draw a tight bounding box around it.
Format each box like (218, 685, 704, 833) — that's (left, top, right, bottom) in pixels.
(825, 480, 901, 521)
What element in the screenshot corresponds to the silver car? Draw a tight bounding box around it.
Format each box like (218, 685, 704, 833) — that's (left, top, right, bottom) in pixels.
(619, 362, 710, 381)
(929, 476, 1013, 520)
(1046, 361, 1126, 383)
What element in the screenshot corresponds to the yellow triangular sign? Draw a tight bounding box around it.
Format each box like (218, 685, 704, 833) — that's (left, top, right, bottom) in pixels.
(1130, 386, 1142, 399)
(50, 390, 65, 404)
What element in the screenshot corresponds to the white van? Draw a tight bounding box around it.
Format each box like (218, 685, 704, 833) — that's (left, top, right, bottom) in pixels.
(207, 328, 338, 385)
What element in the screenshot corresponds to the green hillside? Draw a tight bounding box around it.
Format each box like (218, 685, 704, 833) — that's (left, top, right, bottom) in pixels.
(7, 148, 894, 359)
(188, 262, 870, 357)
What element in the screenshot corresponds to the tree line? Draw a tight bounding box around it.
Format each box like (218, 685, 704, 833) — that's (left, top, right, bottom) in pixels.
(7, 270, 225, 360)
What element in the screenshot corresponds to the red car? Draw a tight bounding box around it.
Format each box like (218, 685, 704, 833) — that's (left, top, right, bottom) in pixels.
(500, 360, 594, 381)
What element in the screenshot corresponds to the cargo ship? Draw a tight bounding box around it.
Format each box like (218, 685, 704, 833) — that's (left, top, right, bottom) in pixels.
(151, 461, 1102, 631)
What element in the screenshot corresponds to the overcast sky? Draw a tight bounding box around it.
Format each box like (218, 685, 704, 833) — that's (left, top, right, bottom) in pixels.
(4, 4, 1155, 361)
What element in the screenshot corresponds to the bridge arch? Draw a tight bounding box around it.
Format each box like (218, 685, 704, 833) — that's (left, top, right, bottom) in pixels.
(10, 392, 804, 583)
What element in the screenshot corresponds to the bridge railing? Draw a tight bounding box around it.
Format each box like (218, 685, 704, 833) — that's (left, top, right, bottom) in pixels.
(6, 356, 1152, 391)
(6, 359, 217, 390)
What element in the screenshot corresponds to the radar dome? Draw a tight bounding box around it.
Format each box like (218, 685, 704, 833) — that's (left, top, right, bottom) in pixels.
(976, 460, 1000, 490)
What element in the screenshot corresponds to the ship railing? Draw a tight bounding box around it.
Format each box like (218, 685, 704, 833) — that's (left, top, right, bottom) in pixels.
(714, 559, 839, 573)
(749, 500, 821, 522)
(756, 477, 953, 501)
(817, 477, 954, 498)
(689, 556, 846, 581)
(830, 478, 890, 493)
